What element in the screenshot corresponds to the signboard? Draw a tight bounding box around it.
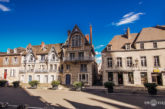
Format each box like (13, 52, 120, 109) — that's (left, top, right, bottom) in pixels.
(153, 69, 160, 73)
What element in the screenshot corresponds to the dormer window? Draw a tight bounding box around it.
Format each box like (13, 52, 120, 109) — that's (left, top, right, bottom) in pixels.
(4, 57, 9, 65)
(107, 45, 112, 51)
(14, 48, 17, 53)
(140, 42, 144, 49)
(72, 35, 81, 47)
(125, 44, 131, 50)
(153, 42, 157, 48)
(52, 54, 55, 61)
(7, 49, 10, 54)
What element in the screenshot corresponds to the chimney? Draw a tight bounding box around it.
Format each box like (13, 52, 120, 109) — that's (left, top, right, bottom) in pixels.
(126, 27, 131, 39)
(41, 41, 45, 49)
(68, 30, 71, 38)
(85, 34, 89, 42)
(90, 25, 92, 45)
(28, 43, 32, 48)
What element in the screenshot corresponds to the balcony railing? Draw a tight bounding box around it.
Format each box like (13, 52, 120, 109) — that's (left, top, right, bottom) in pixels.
(19, 69, 26, 73)
(63, 57, 95, 62)
(27, 69, 34, 72)
(49, 69, 57, 72)
(40, 60, 46, 63)
(35, 69, 48, 73)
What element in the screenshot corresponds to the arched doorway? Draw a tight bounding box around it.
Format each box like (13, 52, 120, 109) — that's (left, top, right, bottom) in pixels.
(66, 74, 71, 85)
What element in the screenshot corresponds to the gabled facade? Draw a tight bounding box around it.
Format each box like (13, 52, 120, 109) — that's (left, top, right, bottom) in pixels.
(19, 42, 62, 83)
(102, 25, 165, 86)
(61, 25, 97, 86)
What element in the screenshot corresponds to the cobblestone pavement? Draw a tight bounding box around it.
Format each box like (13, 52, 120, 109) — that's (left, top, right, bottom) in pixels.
(0, 87, 165, 109)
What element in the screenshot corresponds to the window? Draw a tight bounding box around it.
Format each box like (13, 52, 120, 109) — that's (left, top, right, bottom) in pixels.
(66, 64, 70, 70)
(125, 44, 131, 50)
(80, 64, 87, 72)
(54, 64, 57, 71)
(13, 57, 18, 64)
(153, 42, 157, 48)
(72, 35, 81, 47)
(44, 75, 48, 83)
(28, 75, 32, 82)
(41, 55, 45, 61)
(79, 73, 88, 83)
(14, 48, 17, 53)
(108, 72, 113, 81)
(79, 52, 84, 59)
(141, 56, 147, 67)
(107, 58, 113, 68)
(107, 45, 112, 51)
(127, 57, 132, 67)
(37, 75, 40, 82)
(128, 72, 134, 84)
(51, 75, 54, 82)
(154, 56, 160, 67)
(140, 43, 144, 49)
(50, 64, 53, 71)
(70, 53, 75, 60)
(117, 57, 122, 67)
(30, 55, 34, 62)
(4, 57, 9, 65)
(52, 54, 55, 60)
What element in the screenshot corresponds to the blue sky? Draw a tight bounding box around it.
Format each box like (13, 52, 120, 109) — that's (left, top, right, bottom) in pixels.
(0, 0, 165, 63)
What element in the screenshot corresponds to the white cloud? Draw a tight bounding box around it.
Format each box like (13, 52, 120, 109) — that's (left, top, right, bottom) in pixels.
(96, 56, 102, 63)
(113, 12, 145, 26)
(95, 51, 101, 55)
(0, 0, 10, 3)
(95, 45, 105, 49)
(0, 4, 10, 12)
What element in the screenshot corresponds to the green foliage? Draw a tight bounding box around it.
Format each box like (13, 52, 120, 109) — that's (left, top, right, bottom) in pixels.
(73, 81, 84, 88)
(0, 80, 8, 87)
(28, 80, 39, 88)
(144, 83, 157, 95)
(51, 80, 60, 87)
(12, 81, 20, 88)
(104, 81, 115, 93)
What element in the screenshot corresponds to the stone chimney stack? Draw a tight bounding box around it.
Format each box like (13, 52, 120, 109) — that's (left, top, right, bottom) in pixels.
(28, 43, 32, 48)
(126, 27, 131, 39)
(41, 41, 45, 49)
(90, 25, 92, 45)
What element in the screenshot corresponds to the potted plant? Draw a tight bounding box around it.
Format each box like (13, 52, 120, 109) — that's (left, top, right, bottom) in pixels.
(12, 81, 20, 88)
(144, 83, 157, 95)
(51, 80, 60, 90)
(73, 81, 84, 91)
(0, 80, 8, 87)
(104, 81, 115, 93)
(28, 80, 39, 89)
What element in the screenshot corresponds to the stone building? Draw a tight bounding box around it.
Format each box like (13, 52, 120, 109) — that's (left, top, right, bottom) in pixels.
(61, 25, 97, 86)
(19, 42, 62, 84)
(102, 25, 165, 86)
(0, 47, 25, 83)
(0, 25, 98, 86)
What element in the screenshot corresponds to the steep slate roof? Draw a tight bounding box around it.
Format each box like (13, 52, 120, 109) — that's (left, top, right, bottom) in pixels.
(23, 43, 63, 57)
(102, 25, 165, 52)
(136, 25, 165, 42)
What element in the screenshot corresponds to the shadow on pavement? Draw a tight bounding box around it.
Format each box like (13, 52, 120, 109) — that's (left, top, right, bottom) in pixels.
(83, 88, 165, 109)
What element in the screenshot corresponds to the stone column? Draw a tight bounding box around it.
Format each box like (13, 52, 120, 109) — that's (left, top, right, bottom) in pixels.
(123, 72, 128, 85)
(113, 72, 118, 85)
(134, 71, 141, 85)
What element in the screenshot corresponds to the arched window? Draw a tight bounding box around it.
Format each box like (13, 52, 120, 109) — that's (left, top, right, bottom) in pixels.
(52, 54, 55, 60)
(72, 35, 81, 47)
